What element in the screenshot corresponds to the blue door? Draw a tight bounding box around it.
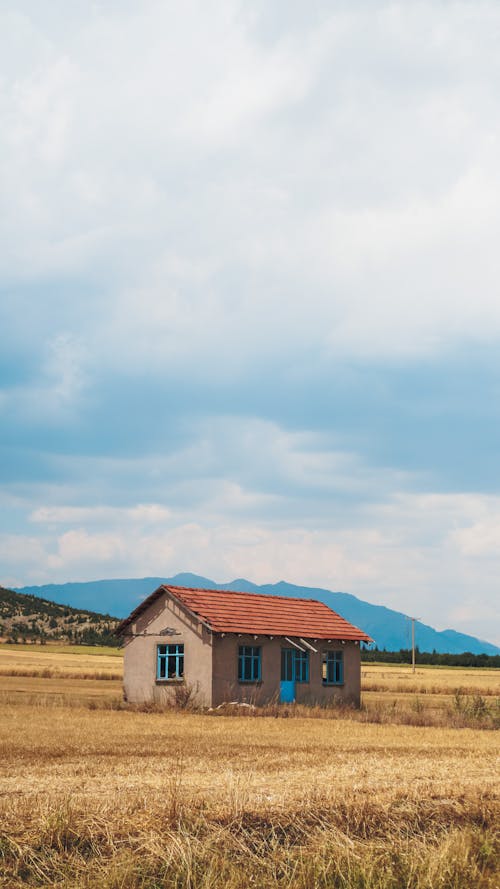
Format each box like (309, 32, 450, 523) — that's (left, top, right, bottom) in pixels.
(280, 680, 295, 702)
(280, 649, 296, 702)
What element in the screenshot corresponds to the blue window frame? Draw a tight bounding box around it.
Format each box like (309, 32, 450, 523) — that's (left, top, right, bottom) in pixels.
(281, 648, 309, 682)
(157, 644, 184, 680)
(238, 645, 261, 682)
(294, 649, 309, 682)
(322, 650, 343, 685)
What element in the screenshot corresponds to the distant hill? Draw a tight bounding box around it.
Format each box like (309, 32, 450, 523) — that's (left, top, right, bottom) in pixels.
(0, 585, 119, 645)
(12, 573, 500, 655)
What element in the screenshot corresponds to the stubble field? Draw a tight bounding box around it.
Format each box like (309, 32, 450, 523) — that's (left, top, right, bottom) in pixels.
(0, 645, 498, 888)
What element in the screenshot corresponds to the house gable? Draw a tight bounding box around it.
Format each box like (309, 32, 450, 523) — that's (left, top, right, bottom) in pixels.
(121, 587, 213, 707)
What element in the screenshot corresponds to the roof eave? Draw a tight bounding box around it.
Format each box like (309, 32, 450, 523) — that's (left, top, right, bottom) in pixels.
(211, 629, 373, 643)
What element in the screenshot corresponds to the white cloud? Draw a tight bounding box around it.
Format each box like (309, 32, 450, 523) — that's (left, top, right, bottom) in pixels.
(30, 503, 171, 526)
(451, 523, 500, 557)
(0, 534, 48, 569)
(2, 482, 500, 644)
(48, 529, 126, 570)
(1, 1, 500, 368)
(1, 2, 500, 647)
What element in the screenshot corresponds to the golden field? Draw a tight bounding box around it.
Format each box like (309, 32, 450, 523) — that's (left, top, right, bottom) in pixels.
(361, 663, 500, 719)
(0, 645, 498, 888)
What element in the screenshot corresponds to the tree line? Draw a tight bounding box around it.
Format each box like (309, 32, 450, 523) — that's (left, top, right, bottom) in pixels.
(361, 647, 500, 668)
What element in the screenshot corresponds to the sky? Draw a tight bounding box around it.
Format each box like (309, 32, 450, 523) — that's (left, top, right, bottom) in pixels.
(1, 1, 500, 645)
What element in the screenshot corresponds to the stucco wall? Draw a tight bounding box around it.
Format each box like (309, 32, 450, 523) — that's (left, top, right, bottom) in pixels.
(212, 635, 361, 707)
(122, 591, 213, 707)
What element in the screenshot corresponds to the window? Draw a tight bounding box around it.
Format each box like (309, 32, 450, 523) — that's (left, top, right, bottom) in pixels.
(322, 650, 343, 685)
(294, 649, 309, 682)
(238, 645, 261, 682)
(281, 648, 309, 682)
(157, 644, 184, 680)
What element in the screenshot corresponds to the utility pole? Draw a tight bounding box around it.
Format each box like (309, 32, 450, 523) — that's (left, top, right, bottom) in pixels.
(409, 617, 420, 674)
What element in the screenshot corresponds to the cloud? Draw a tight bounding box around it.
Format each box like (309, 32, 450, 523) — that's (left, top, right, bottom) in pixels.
(3, 472, 500, 643)
(48, 529, 126, 570)
(1, 2, 500, 645)
(2, 1, 500, 368)
(1, 385, 500, 642)
(29, 503, 171, 526)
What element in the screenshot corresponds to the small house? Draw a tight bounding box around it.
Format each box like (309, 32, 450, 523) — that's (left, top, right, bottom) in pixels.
(116, 584, 372, 708)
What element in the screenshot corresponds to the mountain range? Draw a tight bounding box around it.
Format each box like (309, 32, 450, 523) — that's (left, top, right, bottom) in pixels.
(13, 573, 500, 655)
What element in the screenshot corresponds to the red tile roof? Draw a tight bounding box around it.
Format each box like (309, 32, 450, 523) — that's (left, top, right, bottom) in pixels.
(117, 584, 372, 642)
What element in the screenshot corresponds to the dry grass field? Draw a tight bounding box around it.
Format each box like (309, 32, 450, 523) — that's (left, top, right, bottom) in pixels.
(0, 643, 122, 677)
(362, 662, 500, 695)
(0, 645, 123, 709)
(0, 645, 498, 888)
(361, 663, 500, 722)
